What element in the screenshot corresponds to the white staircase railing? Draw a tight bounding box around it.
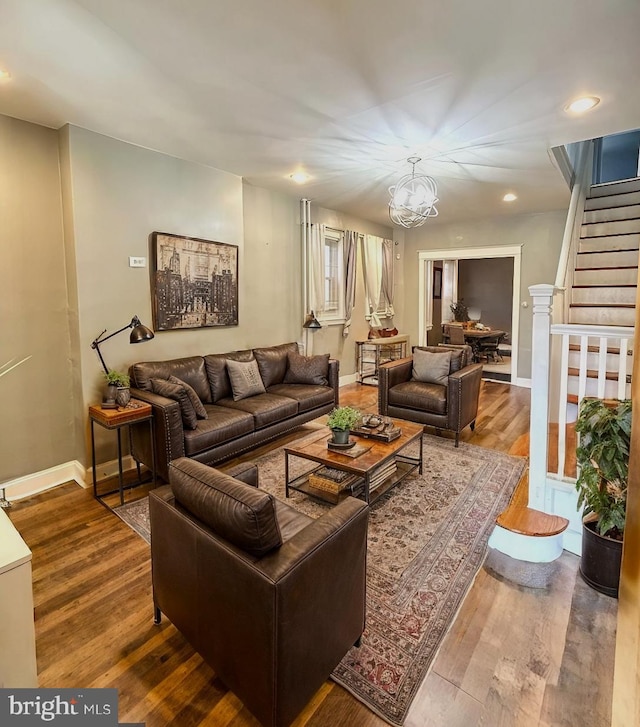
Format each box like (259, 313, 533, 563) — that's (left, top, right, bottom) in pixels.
(528, 284, 634, 555)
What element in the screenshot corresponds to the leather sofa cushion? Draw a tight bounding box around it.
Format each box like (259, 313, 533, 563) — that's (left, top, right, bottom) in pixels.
(169, 458, 282, 558)
(217, 393, 298, 428)
(204, 350, 254, 403)
(273, 499, 313, 542)
(131, 356, 212, 404)
(267, 383, 335, 413)
(151, 378, 198, 430)
(184, 406, 255, 456)
(168, 375, 208, 419)
(284, 351, 329, 386)
(412, 349, 452, 385)
(389, 380, 447, 415)
(254, 342, 299, 388)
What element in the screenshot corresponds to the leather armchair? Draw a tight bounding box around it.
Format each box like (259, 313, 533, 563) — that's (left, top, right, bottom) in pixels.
(378, 344, 482, 446)
(149, 458, 369, 727)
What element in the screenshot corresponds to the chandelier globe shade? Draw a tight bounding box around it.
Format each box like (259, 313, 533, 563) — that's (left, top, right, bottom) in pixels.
(388, 156, 439, 228)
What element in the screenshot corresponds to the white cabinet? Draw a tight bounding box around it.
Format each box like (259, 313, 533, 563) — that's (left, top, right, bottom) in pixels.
(0, 509, 38, 687)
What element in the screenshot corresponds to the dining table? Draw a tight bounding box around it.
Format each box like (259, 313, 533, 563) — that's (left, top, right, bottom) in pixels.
(462, 329, 505, 362)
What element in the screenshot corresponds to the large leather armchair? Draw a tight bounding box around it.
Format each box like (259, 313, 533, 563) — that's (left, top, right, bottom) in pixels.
(149, 458, 369, 727)
(378, 344, 482, 446)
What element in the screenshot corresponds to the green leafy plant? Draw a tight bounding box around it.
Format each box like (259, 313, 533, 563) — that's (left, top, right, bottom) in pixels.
(327, 406, 361, 431)
(450, 300, 469, 322)
(104, 370, 130, 387)
(575, 397, 631, 540)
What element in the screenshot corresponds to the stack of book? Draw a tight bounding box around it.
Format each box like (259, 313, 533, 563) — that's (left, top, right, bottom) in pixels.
(308, 467, 359, 495)
(368, 461, 397, 492)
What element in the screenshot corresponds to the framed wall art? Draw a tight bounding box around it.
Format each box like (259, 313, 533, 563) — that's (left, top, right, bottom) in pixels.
(433, 266, 442, 299)
(151, 232, 238, 331)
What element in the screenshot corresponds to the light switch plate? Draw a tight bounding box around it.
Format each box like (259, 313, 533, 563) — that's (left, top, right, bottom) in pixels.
(129, 256, 146, 268)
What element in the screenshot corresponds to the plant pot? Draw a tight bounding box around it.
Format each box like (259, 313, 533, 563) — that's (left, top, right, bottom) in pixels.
(331, 428, 350, 445)
(105, 383, 118, 403)
(115, 386, 131, 407)
(579, 519, 623, 598)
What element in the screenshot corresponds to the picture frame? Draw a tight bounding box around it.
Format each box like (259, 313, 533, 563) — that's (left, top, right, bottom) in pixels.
(433, 266, 442, 299)
(151, 231, 238, 331)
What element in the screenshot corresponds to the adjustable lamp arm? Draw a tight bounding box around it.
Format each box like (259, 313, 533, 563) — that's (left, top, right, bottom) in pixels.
(91, 316, 154, 375)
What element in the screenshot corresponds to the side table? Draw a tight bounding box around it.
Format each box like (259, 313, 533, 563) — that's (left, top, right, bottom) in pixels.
(356, 334, 410, 385)
(89, 399, 156, 506)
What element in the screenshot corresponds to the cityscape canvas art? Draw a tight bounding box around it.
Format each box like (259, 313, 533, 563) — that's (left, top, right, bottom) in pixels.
(151, 232, 238, 330)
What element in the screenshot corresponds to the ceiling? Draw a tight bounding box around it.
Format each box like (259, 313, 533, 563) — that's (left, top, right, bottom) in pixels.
(1, 0, 639, 227)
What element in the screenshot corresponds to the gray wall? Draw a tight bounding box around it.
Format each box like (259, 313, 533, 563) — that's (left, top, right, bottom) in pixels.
(397, 211, 567, 379)
(0, 115, 79, 479)
(458, 257, 514, 334)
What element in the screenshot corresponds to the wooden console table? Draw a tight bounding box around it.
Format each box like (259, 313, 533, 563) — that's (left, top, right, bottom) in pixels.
(356, 334, 410, 385)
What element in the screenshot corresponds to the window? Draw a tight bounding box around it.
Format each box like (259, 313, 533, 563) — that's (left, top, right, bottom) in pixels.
(318, 228, 345, 323)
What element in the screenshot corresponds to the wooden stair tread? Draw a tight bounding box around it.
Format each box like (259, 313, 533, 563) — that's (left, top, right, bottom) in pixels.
(571, 284, 637, 288)
(569, 302, 635, 308)
(567, 367, 629, 380)
(568, 344, 627, 355)
(574, 265, 638, 271)
(496, 506, 569, 537)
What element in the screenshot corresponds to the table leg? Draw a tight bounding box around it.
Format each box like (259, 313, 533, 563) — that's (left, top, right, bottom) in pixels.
(285, 453, 290, 498)
(117, 427, 124, 506)
(364, 472, 370, 504)
(418, 434, 423, 474)
(91, 420, 97, 498)
(149, 418, 156, 488)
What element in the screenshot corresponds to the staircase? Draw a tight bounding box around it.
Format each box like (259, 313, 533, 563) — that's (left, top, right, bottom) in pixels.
(565, 178, 639, 402)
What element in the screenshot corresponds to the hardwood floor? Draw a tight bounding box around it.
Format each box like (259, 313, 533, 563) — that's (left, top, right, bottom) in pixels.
(7, 381, 617, 727)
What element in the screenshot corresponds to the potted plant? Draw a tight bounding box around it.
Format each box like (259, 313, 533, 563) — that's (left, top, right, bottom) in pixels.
(450, 300, 469, 323)
(327, 406, 361, 445)
(575, 397, 631, 598)
(104, 370, 131, 406)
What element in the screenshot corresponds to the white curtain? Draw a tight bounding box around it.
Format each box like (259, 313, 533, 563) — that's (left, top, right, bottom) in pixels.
(380, 238, 395, 318)
(343, 230, 358, 336)
(441, 259, 458, 324)
(362, 234, 385, 326)
(307, 222, 326, 316)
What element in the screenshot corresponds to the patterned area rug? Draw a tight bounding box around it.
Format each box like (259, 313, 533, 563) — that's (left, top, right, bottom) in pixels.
(114, 433, 525, 726)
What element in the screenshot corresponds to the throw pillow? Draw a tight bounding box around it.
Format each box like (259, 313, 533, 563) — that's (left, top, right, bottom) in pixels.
(150, 378, 198, 430)
(412, 349, 452, 386)
(226, 359, 266, 401)
(284, 351, 330, 386)
(168, 375, 208, 419)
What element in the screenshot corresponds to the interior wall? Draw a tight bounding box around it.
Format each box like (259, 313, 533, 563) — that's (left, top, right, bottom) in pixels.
(0, 115, 79, 479)
(310, 205, 395, 377)
(63, 125, 245, 464)
(401, 211, 566, 380)
(458, 257, 514, 332)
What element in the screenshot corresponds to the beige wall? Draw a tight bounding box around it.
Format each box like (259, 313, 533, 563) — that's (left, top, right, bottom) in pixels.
(62, 125, 245, 463)
(0, 115, 79, 479)
(399, 211, 567, 379)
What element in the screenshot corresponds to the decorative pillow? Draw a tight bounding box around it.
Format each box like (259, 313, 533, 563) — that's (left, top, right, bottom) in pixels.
(226, 359, 267, 401)
(169, 458, 282, 557)
(284, 351, 330, 386)
(253, 343, 299, 388)
(168, 375, 208, 419)
(412, 349, 452, 386)
(150, 378, 198, 430)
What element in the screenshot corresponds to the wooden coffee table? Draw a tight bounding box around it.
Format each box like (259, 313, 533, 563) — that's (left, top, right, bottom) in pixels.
(284, 419, 423, 505)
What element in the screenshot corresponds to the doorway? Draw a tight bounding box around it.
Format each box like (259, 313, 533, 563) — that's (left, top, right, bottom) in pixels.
(418, 245, 522, 384)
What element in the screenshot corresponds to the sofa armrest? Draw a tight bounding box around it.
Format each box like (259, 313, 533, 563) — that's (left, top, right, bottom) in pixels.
(447, 363, 483, 432)
(130, 387, 185, 482)
(328, 358, 340, 407)
(221, 462, 259, 487)
(378, 357, 413, 415)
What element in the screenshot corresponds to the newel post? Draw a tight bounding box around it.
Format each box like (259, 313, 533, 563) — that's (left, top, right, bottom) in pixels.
(528, 284, 558, 511)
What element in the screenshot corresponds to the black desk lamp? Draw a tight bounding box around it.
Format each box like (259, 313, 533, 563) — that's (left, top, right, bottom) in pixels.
(91, 315, 154, 375)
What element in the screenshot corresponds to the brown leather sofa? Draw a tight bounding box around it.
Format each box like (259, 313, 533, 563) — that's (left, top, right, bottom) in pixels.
(378, 344, 482, 446)
(129, 342, 339, 481)
(150, 458, 368, 727)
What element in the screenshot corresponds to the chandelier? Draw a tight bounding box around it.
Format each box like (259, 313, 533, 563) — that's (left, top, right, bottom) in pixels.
(388, 156, 439, 228)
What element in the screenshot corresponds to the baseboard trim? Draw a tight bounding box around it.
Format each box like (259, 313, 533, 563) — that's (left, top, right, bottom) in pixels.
(514, 377, 532, 388)
(3, 455, 140, 501)
(339, 373, 358, 386)
(3, 461, 87, 501)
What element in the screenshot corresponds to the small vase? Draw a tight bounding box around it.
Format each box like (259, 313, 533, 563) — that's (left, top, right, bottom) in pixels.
(331, 428, 350, 445)
(115, 386, 131, 407)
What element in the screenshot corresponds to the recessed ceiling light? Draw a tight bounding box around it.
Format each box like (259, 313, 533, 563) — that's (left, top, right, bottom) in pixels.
(503, 193, 517, 202)
(565, 96, 600, 114)
(0, 69, 11, 80)
(289, 172, 310, 184)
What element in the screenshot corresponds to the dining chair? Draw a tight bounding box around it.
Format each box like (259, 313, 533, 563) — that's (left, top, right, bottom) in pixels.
(448, 326, 466, 345)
